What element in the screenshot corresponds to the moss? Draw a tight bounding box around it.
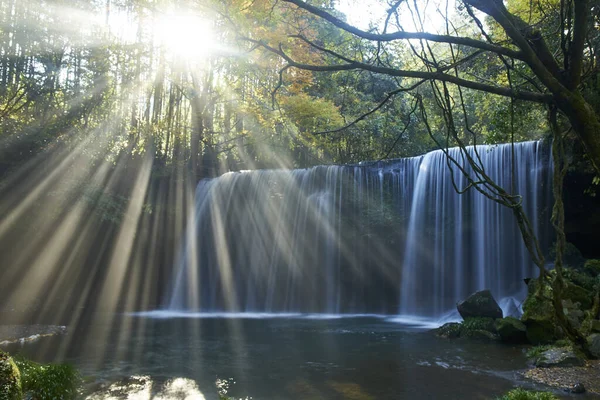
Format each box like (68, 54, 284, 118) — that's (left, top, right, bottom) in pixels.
(434, 322, 463, 338)
(562, 283, 593, 310)
(14, 357, 81, 400)
(462, 317, 496, 332)
(497, 388, 558, 400)
(0, 351, 22, 400)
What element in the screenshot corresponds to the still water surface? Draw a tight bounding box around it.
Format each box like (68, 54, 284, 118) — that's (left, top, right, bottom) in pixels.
(15, 314, 564, 399)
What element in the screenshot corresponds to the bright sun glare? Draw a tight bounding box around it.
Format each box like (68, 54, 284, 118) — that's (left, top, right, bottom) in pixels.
(155, 13, 215, 61)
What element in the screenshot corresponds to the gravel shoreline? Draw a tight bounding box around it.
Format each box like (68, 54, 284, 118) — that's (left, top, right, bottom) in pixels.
(523, 360, 600, 396)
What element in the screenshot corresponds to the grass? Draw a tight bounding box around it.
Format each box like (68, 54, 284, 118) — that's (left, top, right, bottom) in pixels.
(497, 388, 558, 400)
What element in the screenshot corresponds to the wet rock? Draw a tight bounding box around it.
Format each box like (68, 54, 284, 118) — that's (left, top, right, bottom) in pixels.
(434, 322, 462, 339)
(535, 347, 585, 368)
(587, 334, 600, 359)
(568, 382, 586, 394)
(522, 293, 559, 345)
(463, 329, 500, 342)
(562, 283, 593, 310)
(495, 317, 528, 343)
(457, 290, 503, 320)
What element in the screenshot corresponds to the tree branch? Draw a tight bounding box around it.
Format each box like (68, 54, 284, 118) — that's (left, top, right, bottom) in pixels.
(281, 0, 526, 61)
(246, 37, 552, 103)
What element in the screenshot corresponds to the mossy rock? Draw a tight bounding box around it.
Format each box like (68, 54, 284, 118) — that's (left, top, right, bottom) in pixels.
(588, 333, 600, 359)
(456, 289, 503, 320)
(434, 322, 462, 339)
(534, 346, 585, 367)
(584, 259, 600, 277)
(522, 294, 559, 345)
(592, 320, 600, 333)
(562, 283, 593, 310)
(0, 351, 22, 400)
(497, 388, 558, 400)
(463, 329, 500, 341)
(463, 317, 497, 333)
(495, 317, 528, 343)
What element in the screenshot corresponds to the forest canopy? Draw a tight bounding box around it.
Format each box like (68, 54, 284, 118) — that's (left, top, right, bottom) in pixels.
(2, 0, 581, 184)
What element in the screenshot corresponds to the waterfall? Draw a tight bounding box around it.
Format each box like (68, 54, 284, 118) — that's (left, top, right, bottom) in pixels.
(168, 141, 553, 317)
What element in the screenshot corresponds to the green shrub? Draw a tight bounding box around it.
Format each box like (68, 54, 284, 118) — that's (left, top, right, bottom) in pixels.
(584, 259, 600, 277)
(14, 358, 81, 400)
(497, 388, 558, 400)
(0, 351, 22, 400)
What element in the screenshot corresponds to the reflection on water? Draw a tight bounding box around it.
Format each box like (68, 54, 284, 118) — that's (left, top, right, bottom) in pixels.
(12, 315, 543, 399)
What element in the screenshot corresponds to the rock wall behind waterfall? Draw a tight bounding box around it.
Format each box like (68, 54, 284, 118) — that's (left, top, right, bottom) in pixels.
(168, 141, 553, 316)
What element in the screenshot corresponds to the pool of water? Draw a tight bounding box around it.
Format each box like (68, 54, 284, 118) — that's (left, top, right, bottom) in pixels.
(11, 314, 566, 399)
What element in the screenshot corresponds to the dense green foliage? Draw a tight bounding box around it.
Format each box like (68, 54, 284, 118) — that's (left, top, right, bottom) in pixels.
(14, 358, 81, 400)
(0, 351, 21, 400)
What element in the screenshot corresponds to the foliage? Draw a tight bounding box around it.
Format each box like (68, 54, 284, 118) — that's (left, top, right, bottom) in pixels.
(496, 388, 558, 400)
(14, 357, 81, 400)
(0, 351, 21, 400)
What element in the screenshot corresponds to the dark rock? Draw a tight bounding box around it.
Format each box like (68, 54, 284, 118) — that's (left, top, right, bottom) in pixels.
(463, 329, 500, 342)
(495, 317, 528, 343)
(563, 283, 593, 310)
(463, 317, 496, 333)
(457, 290, 503, 320)
(522, 292, 559, 344)
(562, 299, 585, 329)
(568, 382, 586, 394)
(587, 333, 600, 359)
(434, 322, 462, 339)
(535, 347, 585, 368)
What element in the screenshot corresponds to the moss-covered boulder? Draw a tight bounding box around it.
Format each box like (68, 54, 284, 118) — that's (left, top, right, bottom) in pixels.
(463, 317, 496, 332)
(592, 320, 600, 333)
(0, 351, 22, 400)
(434, 322, 462, 339)
(457, 290, 503, 320)
(495, 317, 528, 343)
(562, 283, 593, 310)
(522, 292, 559, 345)
(588, 333, 600, 359)
(462, 329, 500, 341)
(534, 347, 585, 368)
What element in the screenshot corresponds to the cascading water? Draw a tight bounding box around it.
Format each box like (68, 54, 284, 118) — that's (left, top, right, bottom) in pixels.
(168, 141, 553, 317)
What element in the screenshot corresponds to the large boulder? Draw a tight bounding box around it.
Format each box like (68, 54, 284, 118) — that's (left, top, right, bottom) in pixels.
(522, 291, 560, 344)
(495, 317, 528, 343)
(0, 351, 21, 400)
(457, 290, 503, 320)
(534, 347, 585, 368)
(588, 334, 600, 359)
(434, 322, 462, 339)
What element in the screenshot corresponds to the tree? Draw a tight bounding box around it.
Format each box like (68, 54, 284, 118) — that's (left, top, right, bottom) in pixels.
(229, 0, 599, 353)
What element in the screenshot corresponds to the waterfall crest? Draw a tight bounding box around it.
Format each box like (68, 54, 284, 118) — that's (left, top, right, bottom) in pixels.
(168, 141, 553, 317)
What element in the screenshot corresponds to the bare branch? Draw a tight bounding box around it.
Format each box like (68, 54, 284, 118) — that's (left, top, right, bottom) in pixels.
(281, 0, 526, 61)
